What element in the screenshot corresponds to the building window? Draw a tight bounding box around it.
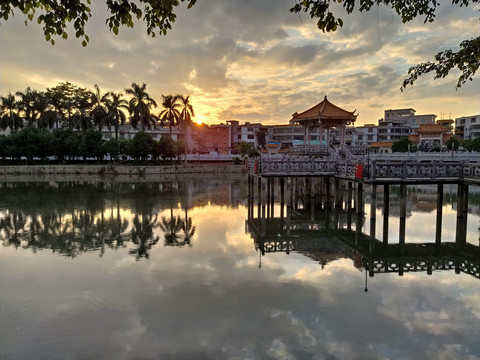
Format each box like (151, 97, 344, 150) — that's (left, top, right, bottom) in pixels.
(247, 134, 254, 139)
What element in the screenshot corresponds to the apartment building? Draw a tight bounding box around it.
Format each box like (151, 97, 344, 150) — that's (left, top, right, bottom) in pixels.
(350, 124, 378, 146)
(378, 108, 436, 142)
(227, 120, 267, 149)
(455, 114, 480, 138)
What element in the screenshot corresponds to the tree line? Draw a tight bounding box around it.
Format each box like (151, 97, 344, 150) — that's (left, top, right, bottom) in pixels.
(0, 81, 196, 163)
(392, 136, 480, 152)
(1, 81, 194, 136)
(0, 126, 185, 164)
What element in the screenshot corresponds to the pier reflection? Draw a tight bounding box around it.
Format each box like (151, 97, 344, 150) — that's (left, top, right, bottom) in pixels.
(246, 176, 480, 281)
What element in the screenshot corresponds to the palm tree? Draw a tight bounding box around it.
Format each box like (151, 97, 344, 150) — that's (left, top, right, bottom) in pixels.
(159, 213, 184, 246)
(15, 87, 37, 127)
(104, 92, 128, 140)
(125, 82, 157, 130)
(158, 94, 180, 136)
(181, 213, 195, 246)
(91, 84, 109, 131)
(71, 87, 95, 141)
(33, 91, 56, 129)
(0, 92, 22, 131)
(129, 213, 160, 260)
(177, 94, 195, 159)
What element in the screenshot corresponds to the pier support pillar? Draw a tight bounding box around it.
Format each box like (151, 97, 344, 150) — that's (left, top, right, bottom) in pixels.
(399, 184, 407, 248)
(383, 184, 389, 245)
(356, 182, 364, 215)
(370, 184, 377, 249)
(456, 183, 469, 245)
(435, 183, 443, 244)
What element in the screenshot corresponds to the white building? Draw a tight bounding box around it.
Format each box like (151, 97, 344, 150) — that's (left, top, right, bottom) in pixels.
(455, 114, 480, 138)
(378, 108, 436, 142)
(350, 124, 378, 146)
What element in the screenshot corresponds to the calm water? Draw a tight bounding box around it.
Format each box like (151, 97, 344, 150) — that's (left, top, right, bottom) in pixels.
(0, 175, 479, 360)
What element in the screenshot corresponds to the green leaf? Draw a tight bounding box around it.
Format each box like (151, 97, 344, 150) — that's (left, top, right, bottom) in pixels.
(112, 26, 118, 35)
(82, 40, 87, 47)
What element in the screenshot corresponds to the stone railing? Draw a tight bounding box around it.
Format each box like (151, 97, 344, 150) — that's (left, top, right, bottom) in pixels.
(348, 145, 367, 155)
(258, 157, 337, 176)
(249, 157, 480, 183)
(368, 151, 480, 162)
(370, 161, 480, 182)
(288, 145, 330, 156)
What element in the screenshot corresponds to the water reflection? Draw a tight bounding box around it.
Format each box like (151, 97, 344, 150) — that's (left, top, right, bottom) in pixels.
(1, 177, 480, 359)
(246, 177, 480, 283)
(0, 180, 224, 259)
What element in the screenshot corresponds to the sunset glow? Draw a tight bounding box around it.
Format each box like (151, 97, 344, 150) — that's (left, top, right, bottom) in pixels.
(0, 1, 478, 126)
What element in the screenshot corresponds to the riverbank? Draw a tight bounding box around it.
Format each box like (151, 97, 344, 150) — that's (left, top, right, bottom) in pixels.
(0, 164, 247, 176)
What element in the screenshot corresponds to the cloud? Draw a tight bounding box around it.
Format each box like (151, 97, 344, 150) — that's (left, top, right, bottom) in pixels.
(0, 0, 479, 125)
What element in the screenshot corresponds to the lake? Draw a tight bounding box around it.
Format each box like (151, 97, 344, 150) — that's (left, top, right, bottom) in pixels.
(1, 175, 479, 360)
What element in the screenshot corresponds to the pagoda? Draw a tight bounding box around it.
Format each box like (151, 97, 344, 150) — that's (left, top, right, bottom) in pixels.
(291, 95, 358, 146)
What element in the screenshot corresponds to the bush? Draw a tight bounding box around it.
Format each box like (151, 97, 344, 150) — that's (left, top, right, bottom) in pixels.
(232, 157, 242, 165)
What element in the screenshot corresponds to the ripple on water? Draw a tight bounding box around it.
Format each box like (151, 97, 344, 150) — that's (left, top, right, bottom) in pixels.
(2, 293, 107, 341)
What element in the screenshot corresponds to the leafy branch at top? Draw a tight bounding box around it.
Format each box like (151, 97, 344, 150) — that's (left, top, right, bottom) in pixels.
(0, 0, 197, 46)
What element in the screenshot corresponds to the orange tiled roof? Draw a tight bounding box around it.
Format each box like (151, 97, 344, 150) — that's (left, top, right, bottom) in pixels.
(291, 95, 357, 121)
(369, 141, 393, 147)
(415, 124, 448, 134)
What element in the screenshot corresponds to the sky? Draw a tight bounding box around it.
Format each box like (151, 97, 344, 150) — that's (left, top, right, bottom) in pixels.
(0, 0, 479, 126)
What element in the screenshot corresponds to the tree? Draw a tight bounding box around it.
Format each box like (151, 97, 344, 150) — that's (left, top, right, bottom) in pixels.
(445, 136, 461, 151)
(104, 138, 121, 162)
(81, 128, 105, 161)
(13, 127, 54, 163)
(462, 137, 480, 152)
(52, 129, 81, 163)
(15, 87, 38, 127)
(125, 82, 157, 130)
(177, 94, 195, 156)
(391, 137, 413, 153)
(127, 131, 155, 161)
(156, 135, 177, 162)
(158, 94, 180, 136)
(289, 0, 479, 89)
(0, 1, 197, 46)
(90, 84, 109, 131)
(237, 141, 256, 162)
(70, 86, 95, 141)
(33, 91, 56, 129)
(104, 92, 128, 140)
(0, 92, 22, 132)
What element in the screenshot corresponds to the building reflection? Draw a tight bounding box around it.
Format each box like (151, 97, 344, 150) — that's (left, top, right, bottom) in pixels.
(246, 176, 480, 283)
